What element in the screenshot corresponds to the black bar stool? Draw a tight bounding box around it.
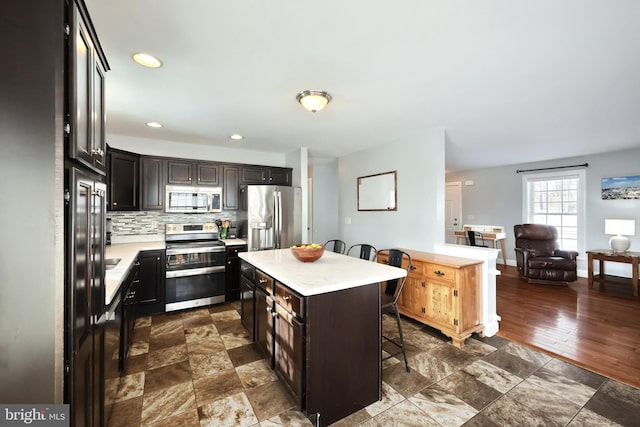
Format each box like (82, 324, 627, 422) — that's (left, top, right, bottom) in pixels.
(377, 248, 414, 372)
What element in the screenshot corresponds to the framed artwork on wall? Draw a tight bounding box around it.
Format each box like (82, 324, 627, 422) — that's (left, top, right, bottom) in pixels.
(357, 171, 397, 211)
(601, 175, 640, 200)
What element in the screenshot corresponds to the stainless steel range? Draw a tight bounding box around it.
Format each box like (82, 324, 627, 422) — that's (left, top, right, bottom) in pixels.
(165, 223, 226, 312)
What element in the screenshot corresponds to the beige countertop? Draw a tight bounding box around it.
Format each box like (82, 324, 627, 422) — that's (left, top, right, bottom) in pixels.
(220, 238, 247, 246)
(103, 238, 247, 306)
(104, 242, 166, 305)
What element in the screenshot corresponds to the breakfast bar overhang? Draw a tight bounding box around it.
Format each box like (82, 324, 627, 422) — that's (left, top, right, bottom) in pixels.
(239, 249, 407, 426)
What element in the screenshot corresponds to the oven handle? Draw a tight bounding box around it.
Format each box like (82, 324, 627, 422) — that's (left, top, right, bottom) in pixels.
(166, 246, 225, 256)
(166, 265, 226, 278)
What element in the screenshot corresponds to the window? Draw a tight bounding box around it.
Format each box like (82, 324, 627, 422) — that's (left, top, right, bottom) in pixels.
(522, 169, 586, 252)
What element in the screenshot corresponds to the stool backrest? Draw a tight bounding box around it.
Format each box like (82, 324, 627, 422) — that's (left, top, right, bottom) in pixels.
(377, 249, 413, 303)
(347, 244, 377, 261)
(325, 239, 346, 254)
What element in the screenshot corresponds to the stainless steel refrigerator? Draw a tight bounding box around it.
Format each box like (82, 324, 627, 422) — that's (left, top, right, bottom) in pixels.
(241, 185, 302, 251)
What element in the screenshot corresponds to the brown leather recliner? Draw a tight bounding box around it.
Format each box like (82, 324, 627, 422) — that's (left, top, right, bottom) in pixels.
(514, 224, 579, 284)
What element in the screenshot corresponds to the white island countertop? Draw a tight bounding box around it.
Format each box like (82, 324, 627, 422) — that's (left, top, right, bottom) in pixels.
(239, 249, 407, 296)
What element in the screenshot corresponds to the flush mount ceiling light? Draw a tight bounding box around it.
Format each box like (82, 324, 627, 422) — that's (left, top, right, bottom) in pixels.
(296, 90, 332, 112)
(132, 52, 163, 68)
(229, 134, 244, 140)
(146, 121, 163, 128)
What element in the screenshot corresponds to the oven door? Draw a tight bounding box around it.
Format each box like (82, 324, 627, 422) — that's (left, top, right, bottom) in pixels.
(165, 245, 226, 311)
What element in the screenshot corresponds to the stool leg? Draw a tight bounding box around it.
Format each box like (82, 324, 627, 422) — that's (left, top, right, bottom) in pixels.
(393, 306, 410, 372)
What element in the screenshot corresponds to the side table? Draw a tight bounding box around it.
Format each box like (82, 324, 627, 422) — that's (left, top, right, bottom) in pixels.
(587, 250, 640, 297)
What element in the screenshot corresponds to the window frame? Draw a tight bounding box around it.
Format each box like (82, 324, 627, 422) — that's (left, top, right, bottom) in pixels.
(521, 169, 586, 255)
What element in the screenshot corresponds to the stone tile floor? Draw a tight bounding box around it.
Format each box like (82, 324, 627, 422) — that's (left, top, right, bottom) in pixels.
(104, 301, 640, 426)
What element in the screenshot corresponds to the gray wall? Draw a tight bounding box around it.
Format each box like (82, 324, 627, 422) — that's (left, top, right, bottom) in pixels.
(446, 147, 640, 276)
(310, 160, 340, 244)
(338, 128, 446, 252)
(0, 1, 65, 402)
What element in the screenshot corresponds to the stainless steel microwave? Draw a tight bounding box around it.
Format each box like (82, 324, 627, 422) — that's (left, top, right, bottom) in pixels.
(165, 185, 223, 213)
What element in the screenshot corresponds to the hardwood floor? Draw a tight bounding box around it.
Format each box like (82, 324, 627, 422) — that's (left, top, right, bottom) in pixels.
(496, 265, 640, 388)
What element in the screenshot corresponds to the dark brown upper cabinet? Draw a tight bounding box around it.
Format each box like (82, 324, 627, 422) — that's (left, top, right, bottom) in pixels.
(108, 148, 139, 211)
(68, 1, 109, 175)
(167, 160, 219, 186)
(223, 165, 240, 210)
(140, 157, 165, 210)
(241, 166, 291, 186)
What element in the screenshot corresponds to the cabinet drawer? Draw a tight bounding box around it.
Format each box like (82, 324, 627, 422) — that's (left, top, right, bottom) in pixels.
(425, 264, 457, 283)
(256, 269, 274, 294)
(275, 281, 304, 320)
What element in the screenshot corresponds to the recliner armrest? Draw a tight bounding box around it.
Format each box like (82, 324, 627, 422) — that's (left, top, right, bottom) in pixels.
(514, 247, 533, 276)
(554, 249, 579, 261)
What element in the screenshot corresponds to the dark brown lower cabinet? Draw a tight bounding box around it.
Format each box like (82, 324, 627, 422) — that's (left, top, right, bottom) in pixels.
(136, 250, 165, 316)
(274, 303, 304, 404)
(254, 285, 274, 365)
(247, 265, 381, 426)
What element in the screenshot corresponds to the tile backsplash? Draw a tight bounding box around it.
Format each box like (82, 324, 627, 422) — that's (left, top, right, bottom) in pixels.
(107, 211, 241, 237)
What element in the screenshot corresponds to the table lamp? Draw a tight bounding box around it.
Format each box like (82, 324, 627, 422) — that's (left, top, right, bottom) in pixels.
(605, 219, 635, 252)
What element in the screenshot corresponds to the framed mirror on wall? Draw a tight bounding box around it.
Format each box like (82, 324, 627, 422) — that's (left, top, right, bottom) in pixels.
(357, 171, 397, 211)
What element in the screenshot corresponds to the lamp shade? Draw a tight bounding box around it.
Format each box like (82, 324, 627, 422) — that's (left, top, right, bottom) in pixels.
(604, 219, 635, 236)
(296, 90, 331, 112)
(605, 219, 635, 252)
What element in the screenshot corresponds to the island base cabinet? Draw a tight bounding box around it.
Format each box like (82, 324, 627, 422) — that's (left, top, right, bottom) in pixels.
(305, 284, 381, 426)
(254, 286, 274, 364)
(274, 305, 304, 406)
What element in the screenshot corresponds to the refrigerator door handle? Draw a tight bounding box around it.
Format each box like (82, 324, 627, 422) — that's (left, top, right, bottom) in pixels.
(274, 191, 281, 248)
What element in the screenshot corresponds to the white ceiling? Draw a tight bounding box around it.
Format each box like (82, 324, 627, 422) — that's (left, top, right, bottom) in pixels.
(85, 0, 640, 172)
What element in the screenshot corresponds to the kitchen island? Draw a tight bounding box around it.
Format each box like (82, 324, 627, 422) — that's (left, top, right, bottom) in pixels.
(239, 249, 407, 426)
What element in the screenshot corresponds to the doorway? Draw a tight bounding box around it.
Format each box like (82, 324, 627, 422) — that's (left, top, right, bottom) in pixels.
(445, 182, 462, 244)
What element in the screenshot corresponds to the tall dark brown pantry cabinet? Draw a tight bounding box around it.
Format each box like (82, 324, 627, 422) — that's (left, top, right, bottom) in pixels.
(65, 1, 110, 426)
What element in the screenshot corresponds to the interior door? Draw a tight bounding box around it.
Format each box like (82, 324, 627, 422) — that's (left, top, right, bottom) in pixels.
(445, 182, 462, 244)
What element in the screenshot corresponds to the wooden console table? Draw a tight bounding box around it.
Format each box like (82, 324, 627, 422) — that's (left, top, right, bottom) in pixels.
(587, 250, 640, 297)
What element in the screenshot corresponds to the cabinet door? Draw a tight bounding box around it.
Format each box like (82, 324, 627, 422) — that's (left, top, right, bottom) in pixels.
(241, 166, 267, 184)
(274, 305, 304, 406)
(240, 277, 255, 340)
(136, 250, 166, 316)
(268, 167, 291, 186)
(197, 163, 219, 185)
(109, 151, 139, 210)
(223, 165, 240, 210)
(70, 7, 94, 171)
(92, 58, 106, 174)
(225, 245, 246, 300)
(69, 166, 103, 427)
(424, 280, 456, 330)
(141, 157, 165, 210)
(167, 160, 193, 184)
(398, 274, 425, 320)
(255, 286, 274, 366)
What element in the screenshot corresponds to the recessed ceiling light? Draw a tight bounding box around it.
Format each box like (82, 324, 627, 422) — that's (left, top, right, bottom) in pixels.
(146, 122, 163, 128)
(229, 134, 244, 140)
(132, 52, 163, 68)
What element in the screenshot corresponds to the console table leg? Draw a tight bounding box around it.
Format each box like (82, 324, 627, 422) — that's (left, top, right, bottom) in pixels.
(633, 258, 639, 297)
(588, 253, 594, 289)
